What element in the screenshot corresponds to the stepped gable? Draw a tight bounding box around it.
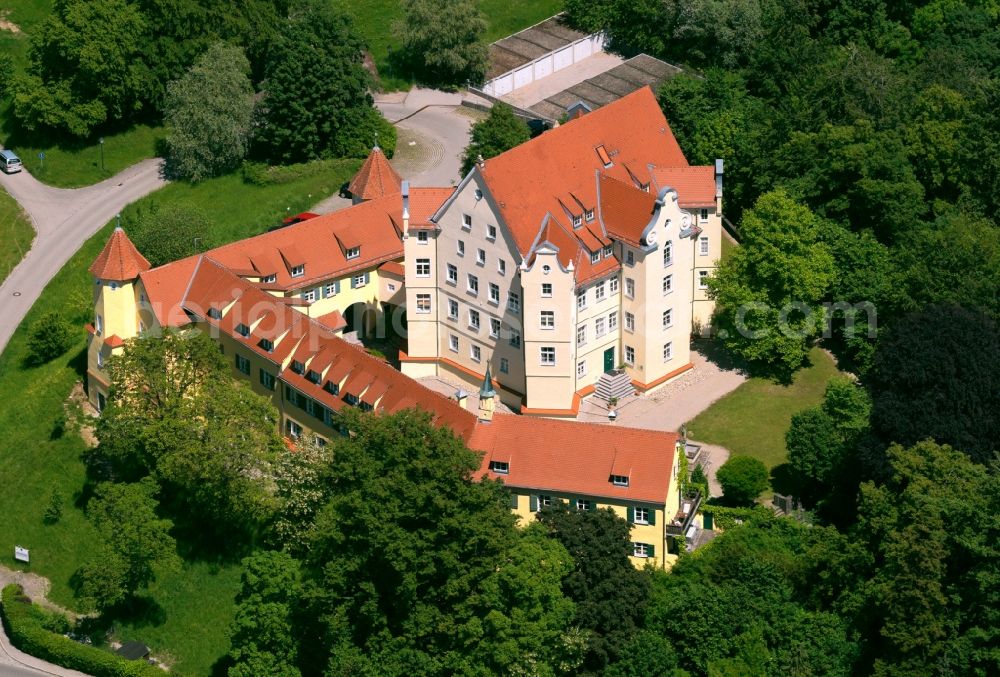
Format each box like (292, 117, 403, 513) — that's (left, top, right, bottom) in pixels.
(348, 146, 403, 201)
(89, 227, 151, 281)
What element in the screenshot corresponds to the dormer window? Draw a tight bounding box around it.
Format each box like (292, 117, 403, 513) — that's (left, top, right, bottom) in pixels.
(585, 209, 595, 222)
(290, 264, 304, 278)
(345, 247, 360, 260)
(258, 338, 274, 353)
(610, 474, 630, 487)
(236, 323, 250, 338)
(291, 360, 305, 374)
(489, 460, 509, 474)
(603, 245, 613, 257)
(590, 250, 600, 264)
(324, 381, 340, 395)
(572, 214, 582, 227)
(417, 230, 429, 243)
(306, 370, 321, 384)
(207, 307, 222, 320)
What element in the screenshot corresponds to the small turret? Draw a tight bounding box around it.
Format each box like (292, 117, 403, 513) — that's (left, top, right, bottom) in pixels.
(478, 362, 496, 422)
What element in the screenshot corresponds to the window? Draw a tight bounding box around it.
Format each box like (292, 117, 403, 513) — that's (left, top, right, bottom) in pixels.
(468, 309, 480, 331)
(307, 370, 321, 385)
(471, 344, 481, 362)
(447, 264, 458, 284)
(290, 264, 304, 277)
(663, 241, 673, 266)
(625, 278, 635, 299)
(95, 314, 103, 335)
(543, 264, 551, 275)
(467, 274, 479, 295)
(286, 419, 303, 439)
(540, 346, 556, 365)
(261, 274, 277, 284)
(585, 209, 595, 222)
(346, 247, 360, 260)
(595, 282, 608, 303)
(448, 299, 459, 320)
(591, 250, 600, 264)
(577, 291, 586, 309)
(626, 250, 635, 266)
(699, 270, 709, 289)
(577, 360, 586, 378)
(663, 341, 673, 362)
(457, 240, 466, 256)
(541, 282, 552, 297)
(625, 346, 635, 365)
(700, 208, 709, 222)
(633, 543, 653, 558)
(572, 214, 582, 227)
(314, 435, 328, 448)
(625, 312, 634, 332)
(258, 338, 274, 353)
(324, 380, 340, 396)
(325, 282, 339, 297)
(416, 293, 432, 313)
(663, 274, 673, 295)
(610, 277, 619, 294)
(208, 307, 222, 320)
(476, 248, 486, 265)
(633, 506, 649, 524)
(489, 283, 500, 305)
(291, 360, 305, 374)
(462, 213, 472, 230)
(417, 230, 429, 244)
(576, 498, 592, 511)
(449, 335, 459, 352)
(416, 258, 431, 277)
(609, 311, 618, 330)
(539, 495, 553, 508)
(498, 259, 506, 275)
(603, 245, 613, 257)
(540, 310, 554, 329)
(577, 325, 586, 347)
(595, 317, 606, 337)
(260, 369, 276, 391)
(490, 318, 500, 338)
(487, 224, 497, 240)
(489, 460, 509, 474)
(507, 292, 520, 313)
(235, 354, 251, 375)
(352, 273, 368, 288)
(509, 329, 521, 348)
(236, 322, 250, 338)
(500, 357, 510, 373)
(699, 236, 710, 256)
(611, 474, 629, 487)
(302, 288, 316, 303)
(663, 308, 673, 329)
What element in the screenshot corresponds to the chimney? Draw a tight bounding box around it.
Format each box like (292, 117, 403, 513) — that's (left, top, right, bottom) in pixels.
(401, 180, 410, 231)
(714, 159, 724, 211)
(455, 388, 469, 410)
(478, 363, 496, 423)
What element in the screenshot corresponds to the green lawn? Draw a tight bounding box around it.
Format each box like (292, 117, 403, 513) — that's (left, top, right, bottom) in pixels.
(0, 186, 34, 283)
(0, 160, 356, 675)
(688, 347, 841, 471)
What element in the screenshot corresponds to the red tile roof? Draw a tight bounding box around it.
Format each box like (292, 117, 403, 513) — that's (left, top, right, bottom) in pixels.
(348, 147, 403, 201)
(89, 228, 151, 282)
(378, 260, 405, 277)
(138, 257, 199, 328)
(599, 173, 658, 247)
(316, 310, 347, 331)
(651, 166, 717, 208)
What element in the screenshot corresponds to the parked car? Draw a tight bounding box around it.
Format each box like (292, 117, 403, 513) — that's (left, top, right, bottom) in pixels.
(0, 149, 22, 174)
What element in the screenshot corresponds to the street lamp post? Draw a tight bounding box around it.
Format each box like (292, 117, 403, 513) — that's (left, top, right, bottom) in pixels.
(99, 137, 104, 172)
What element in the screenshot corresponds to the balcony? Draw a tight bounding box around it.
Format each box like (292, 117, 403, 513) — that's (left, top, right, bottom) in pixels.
(666, 488, 702, 537)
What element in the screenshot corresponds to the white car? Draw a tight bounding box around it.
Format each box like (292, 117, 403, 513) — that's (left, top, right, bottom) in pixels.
(0, 149, 22, 174)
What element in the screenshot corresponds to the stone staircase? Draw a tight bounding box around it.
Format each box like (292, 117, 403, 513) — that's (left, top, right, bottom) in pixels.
(595, 370, 636, 402)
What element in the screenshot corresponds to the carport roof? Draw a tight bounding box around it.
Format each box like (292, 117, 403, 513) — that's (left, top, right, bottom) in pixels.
(486, 14, 588, 80)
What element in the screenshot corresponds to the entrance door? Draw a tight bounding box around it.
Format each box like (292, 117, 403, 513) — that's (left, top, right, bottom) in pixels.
(603, 347, 615, 372)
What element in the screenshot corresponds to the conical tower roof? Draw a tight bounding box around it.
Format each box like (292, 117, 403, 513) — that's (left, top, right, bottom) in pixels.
(348, 146, 403, 201)
(480, 362, 496, 398)
(89, 226, 151, 282)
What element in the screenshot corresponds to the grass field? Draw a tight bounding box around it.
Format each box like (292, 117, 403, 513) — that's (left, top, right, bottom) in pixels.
(0, 186, 34, 283)
(0, 159, 356, 675)
(688, 347, 841, 474)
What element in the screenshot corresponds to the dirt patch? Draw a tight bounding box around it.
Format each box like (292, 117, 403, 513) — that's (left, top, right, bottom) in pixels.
(0, 566, 86, 621)
(0, 10, 21, 34)
(65, 382, 99, 448)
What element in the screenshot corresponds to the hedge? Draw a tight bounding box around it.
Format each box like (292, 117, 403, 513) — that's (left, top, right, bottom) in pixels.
(1, 585, 164, 677)
(701, 504, 776, 531)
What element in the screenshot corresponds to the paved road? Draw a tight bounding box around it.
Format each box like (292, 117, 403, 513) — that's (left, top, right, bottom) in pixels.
(0, 159, 167, 354)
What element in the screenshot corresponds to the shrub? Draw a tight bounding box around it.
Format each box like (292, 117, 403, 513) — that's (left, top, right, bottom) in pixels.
(716, 456, 769, 506)
(130, 203, 210, 268)
(27, 313, 77, 365)
(1, 585, 164, 677)
(43, 490, 64, 525)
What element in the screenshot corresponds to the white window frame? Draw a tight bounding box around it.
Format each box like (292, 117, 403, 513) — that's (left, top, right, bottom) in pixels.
(595, 281, 606, 301)
(345, 247, 360, 260)
(633, 542, 650, 558)
(610, 277, 619, 294)
(262, 274, 277, 284)
(498, 259, 506, 275)
(416, 258, 431, 277)
(467, 274, 479, 295)
(540, 346, 556, 365)
(663, 241, 673, 267)
(541, 283, 552, 297)
(448, 299, 459, 320)
(446, 264, 458, 284)
(290, 264, 305, 277)
(417, 230, 429, 244)
(303, 288, 317, 303)
(663, 274, 673, 296)
(577, 359, 586, 378)
(590, 250, 600, 264)
(634, 507, 649, 524)
(625, 278, 635, 299)
(353, 273, 367, 288)
(595, 317, 606, 337)
(699, 270, 709, 289)
(663, 308, 673, 329)
(468, 309, 480, 331)
(577, 325, 586, 347)
(663, 341, 673, 362)
(585, 209, 595, 222)
(509, 329, 521, 348)
(626, 250, 635, 266)
(699, 208, 709, 223)
(540, 310, 554, 329)
(449, 334, 459, 352)
(603, 245, 613, 257)
(416, 293, 432, 314)
(625, 346, 635, 365)
(507, 292, 520, 313)
(576, 498, 591, 511)
(471, 344, 481, 362)
(572, 215, 582, 227)
(325, 282, 338, 296)
(488, 283, 500, 305)
(457, 240, 465, 256)
(609, 311, 618, 330)
(700, 236, 710, 256)
(577, 291, 586, 310)
(500, 357, 510, 373)
(487, 224, 497, 240)
(476, 248, 486, 265)
(490, 318, 500, 338)
(462, 213, 472, 230)
(625, 312, 635, 333)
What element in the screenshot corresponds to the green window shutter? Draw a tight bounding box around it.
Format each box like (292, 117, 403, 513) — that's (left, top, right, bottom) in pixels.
(321, 284, 328, 299)
(530, 495, 538, 512)
(627, 506, 634, 523)
(587, 500, 596, 512)
(648, 507, 656, 526)
(509, 493, 518, 510)
(335, 280, 341, 294)
(648, 543, 655, 558)
(364, 272, 371, 285)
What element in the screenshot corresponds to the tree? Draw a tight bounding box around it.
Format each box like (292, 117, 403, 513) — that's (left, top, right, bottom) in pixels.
(394, 0, 488, 87)
(130, 202, 211, 267)
(229, 551, 303, 677)
(537, 503, 651, 674)
(255, 0, 377, 164)
(12, 0, 149, 137)
(26, 312, 76, 365)
(716, 456, 768, 506)
(460, 103, 530, 176)
(868, 304, 1000, 464)
(708, 190, 834, 378)
(164, 42, 255, 181)
(74, 478, 179, 611)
